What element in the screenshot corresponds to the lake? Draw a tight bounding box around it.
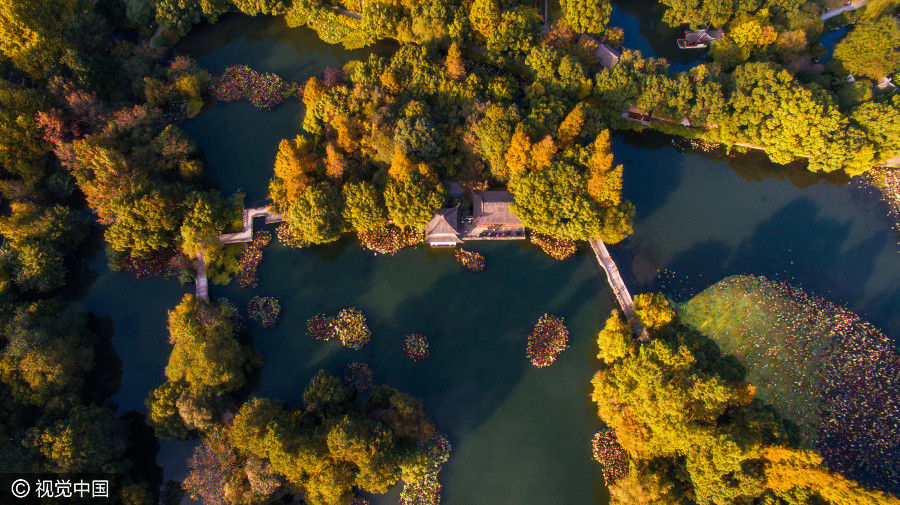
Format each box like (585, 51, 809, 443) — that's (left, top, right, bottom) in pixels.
(76, 13, 899, 505)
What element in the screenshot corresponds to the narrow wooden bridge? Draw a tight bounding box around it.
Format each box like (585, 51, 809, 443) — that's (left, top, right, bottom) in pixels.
(218, 206, 284, 244)
(588, 238, 650, 341)
(195, 253, 209, 301)
(193, 206, 285, 301)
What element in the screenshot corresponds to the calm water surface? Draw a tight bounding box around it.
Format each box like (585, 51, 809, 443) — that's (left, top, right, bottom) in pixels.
(76, 15, 899, 503)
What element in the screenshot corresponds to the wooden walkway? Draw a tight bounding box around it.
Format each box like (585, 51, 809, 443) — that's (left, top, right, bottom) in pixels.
(218, 207, 284, 244)
(588, 238, 650, 341)
(821, 0, 866, 20)
(195, 254, 209, 301)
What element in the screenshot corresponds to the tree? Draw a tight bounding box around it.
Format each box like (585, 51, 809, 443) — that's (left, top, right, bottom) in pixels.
(0, 0, 79, 76)
(475, 103, 521, 181)
(530, 135, 557, 170)
(393, 116, 443, 161)
(469, 0, 500, 39)
(509, 161, 604, 240)
(146, 381, 191, 439)
(180, 191, 232, 258)
(284, 182, 346, 244)
(632, 293, 675, 330)
(325, 143, 348, 181)
(445, 41, 466, 80)
(27, 405, 129, 473)
(0, 302, 97, 411)
(505, 124, 532, 176)
(165, 295, 256, 394)
(562, 0, 611, 34)
(833, 17, 900, 80)
(586, 130, 623, 205)
(342, 181, 388, 231)
(106, 187, 181, 260)
(557, 105, 585, 145)
(271, 136, 316, 210)
(231, 0, 285, 15)
(384, 174, 445, 229)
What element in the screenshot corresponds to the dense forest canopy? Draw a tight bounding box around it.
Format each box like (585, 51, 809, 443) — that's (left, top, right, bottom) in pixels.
(0, 0, 898, 503)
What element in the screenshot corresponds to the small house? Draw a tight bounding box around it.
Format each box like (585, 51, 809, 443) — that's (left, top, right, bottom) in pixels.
(425, 206, 462, 247)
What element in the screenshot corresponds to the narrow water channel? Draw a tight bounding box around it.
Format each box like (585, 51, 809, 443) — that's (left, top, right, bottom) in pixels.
(74, 13, 899, 504)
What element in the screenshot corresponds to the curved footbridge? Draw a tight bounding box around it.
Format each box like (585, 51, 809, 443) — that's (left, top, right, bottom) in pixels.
(588, 238, 650, 342)
(194, 206, 284, 300)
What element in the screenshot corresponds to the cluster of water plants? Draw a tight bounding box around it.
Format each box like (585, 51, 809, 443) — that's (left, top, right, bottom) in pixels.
(679, 275, 900, 490)
(303, 307, 373, 349)
(453, 247, 486, 271)
(526, 314, 570, 367)
(529, 231, 579, 260)
(247, 295, 281, 327)
(357, 225, 424, 254)
(210, 65, 295, 109)
(403, 333, 432, 362)
(591, 429, 629, 486)
(342, 361, 374, 392)
(236, 231, 272, 288)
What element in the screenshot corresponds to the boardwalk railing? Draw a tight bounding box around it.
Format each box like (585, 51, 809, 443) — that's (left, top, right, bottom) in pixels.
(588, 238, 650, 341)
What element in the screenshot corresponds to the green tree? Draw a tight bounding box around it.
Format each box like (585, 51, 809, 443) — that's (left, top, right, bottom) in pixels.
(833, 17, 900, 80)
(106, 188, 181, 260)
(342, 181, 389, 231)
(284, 182, 346, 245)
(0, 302, 97, 411)
(180, 190, 232, 258)
(0, 0, 81, 76)
(231, 0, 285, 15)
(562, 0, 611, 34)
(165, 295, 256, 393)
(146, 381, 191, 439)
(508, 161, 604, 240)
(28, 405, 129, 473)
(384, 174, 445, 229)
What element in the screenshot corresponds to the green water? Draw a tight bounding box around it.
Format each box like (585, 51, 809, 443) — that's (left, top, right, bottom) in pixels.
(75, 13, 900, 503)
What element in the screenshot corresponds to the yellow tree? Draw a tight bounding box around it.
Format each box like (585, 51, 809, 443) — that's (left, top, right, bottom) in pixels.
(325, 143, 348, 181)
(469, 0, 501, 39)
(531, 135, 558, 171)
(557, 105, 585, 145)
(586, 129, 623, 205)
(273, 137, 316, 205)
(389, 147, 435, 181)
(505, 124, 532, 176)
(302, 76, 325, 109)
(445, 41, 466, 80)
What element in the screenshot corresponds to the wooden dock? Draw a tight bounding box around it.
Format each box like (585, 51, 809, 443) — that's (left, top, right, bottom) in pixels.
(218, 206, 283, 244)
(588, 238, 650, 341)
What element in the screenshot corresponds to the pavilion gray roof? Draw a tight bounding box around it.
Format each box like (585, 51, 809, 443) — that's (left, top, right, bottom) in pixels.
(472, 190, 523, 227)
(425, 206, 462, 244)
